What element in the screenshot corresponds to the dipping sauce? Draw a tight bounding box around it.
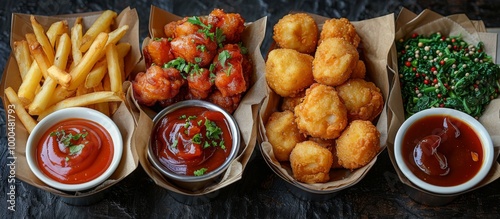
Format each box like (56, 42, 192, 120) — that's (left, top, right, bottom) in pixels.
(402, 115, 483, 187)
(151, 106, 232, 176)
(37, 118, 114, 184)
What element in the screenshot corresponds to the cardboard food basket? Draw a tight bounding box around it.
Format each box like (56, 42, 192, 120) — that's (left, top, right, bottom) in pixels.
(0, 7, 142, 204)
(258, 12, 395, 196)
(127, 5, 268, 197)
(386, 8, 500, 205)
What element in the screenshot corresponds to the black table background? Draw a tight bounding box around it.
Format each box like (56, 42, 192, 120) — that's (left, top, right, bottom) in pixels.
(1, 0, 500, 218)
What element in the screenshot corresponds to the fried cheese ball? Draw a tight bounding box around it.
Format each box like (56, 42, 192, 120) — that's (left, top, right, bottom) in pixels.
(308, 137, 342, 169)
(351, 60, 366, 79)
(336, 78, 384, 122)
(319, 18, 360, 47)
(280, 90, 305, 112)
(294, 83, 348, 139)
(290, 141, 333, 183)
(265, 110, 306, 162)
(313, 38, 359, 87)
(336, 120, 380, 170)
(273, 13, 318, 54)
(266, 48, 314, 97)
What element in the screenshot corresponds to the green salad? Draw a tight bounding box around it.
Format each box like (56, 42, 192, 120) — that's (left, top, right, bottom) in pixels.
(396, 32, 500, 118)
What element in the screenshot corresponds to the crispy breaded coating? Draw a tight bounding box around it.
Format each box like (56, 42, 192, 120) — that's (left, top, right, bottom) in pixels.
(336, 78, 384, 122)
(294, 83, 348, 139)
(265, 110, 306, 162)
(351, 60, 366, 79)
(319, 18, 360, 47)
(313, 38, 359, 87)
(308, 137, 342, 169)
(273, 13, 318, 54)
(336, 120, 380, 170)
(280, 90, 305, 112)
(290, 141, 333, 183)
(266, 48, 315, 97)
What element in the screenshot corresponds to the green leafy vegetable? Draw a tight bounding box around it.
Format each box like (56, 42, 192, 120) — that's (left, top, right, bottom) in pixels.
(194, 168, 208, 176)
(396, 32, 500, 118)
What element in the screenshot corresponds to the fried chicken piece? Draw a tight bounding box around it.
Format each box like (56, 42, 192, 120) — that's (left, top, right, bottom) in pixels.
(294, 83, 348, 139)
(280, 90, 305, 112)
(132, 65, 185, 106)
(208, 8, 245, 44)
(319, 18, 360, 47)
(308, 137, 342, 169)
(214, 44, 249, 97)
(273, 13, 318, 54)
(313, 38, 359, 87)
(207, 89, 241, 114)
(186, 68, 215, 99)
(290, 141, 333, 183)
(265, 110, 306, 162)
(351, 60, 366, 79)
(143, 37, 175, 68)
(265, 48, 314, 97)
(170, 32, 218, 67)
(336, 120, 380, 170)
(336, 78, 384, 122)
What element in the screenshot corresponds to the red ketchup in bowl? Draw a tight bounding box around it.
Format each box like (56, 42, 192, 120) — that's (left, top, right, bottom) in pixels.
(402, 115, 483, 187)
(151, 106, 233, 176)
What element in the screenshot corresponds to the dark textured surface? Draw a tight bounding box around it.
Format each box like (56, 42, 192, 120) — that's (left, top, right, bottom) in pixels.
(1, 0, 500, 218)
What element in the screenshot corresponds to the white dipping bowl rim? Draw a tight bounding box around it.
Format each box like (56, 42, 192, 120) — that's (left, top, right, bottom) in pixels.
(394, 108, 494, 195)
(26, 107, 123, 192)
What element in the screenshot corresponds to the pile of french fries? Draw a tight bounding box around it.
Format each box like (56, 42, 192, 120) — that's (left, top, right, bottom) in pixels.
(5, 10, 130, 133)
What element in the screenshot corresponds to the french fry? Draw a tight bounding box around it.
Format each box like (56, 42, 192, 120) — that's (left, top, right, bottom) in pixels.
(84, 59, 107, 89)
(17, 62, 42, 105)
(5, 87, 37, 133)
(93, 83, 110, 116)
(71, 22, 83, 67)
(76, 83, 91, 96)
(49, 86, 75, 107)
(67, 32, 108, 91)
(30, 16, 55, 63)
(47, 66, 71, 88)
(46, 20, 68, 47)
(38, 91, 123, 120)
(106, 44, 122, 93)
(26, 33, 51, 79)
(13, 40, 33, 80)
(80, 10, 117, 53)
(53, 33, 71, 69)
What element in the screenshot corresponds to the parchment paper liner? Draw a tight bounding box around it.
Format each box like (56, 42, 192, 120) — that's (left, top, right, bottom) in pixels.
(129, 6, 267, 196)
(258, 13, 395, 192)
(0, 7, 142, 198)
(387, 8, 500, 196)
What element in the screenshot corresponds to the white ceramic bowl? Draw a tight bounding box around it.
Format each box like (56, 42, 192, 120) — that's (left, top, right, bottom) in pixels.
(394, 108, 494, 195)
(26, 107, 123, 192)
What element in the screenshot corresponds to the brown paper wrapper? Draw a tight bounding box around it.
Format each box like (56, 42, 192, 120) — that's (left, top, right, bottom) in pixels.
(0, 7, 142, 197)
(387, 8, 500, 196)
(128, 6, 267, 195)
(258, 13, 395, 192)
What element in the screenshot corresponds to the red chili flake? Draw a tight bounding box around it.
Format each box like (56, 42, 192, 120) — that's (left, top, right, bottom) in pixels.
(440, 60, 445, 65)
(441, 36, 446, 41)
(424, 79, 429, 84)
(405, 61, 411, 67)
(451, 38, 456, 43)
(412, 67, 417, 72)
(474, 84, 479, 89)
(415, 73, 420, 78)
(439, 103, 445, 107)
(437, 93, 442, 98)
(431, 66, 437, 72)
(422, 73, 426, 77)
(453, 45, 458, 50)
(412, 33, 418, 38)
(433, 78, 438, 84)
(401, 50, 406, 54)
(443, 97, 447, 101)
(478, 49, 482, 53)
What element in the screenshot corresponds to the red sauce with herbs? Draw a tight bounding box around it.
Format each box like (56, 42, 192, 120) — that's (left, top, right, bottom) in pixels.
(37, 119, 114, 184)
(151, 106, 232, 176)
(402, 115, 483, 186)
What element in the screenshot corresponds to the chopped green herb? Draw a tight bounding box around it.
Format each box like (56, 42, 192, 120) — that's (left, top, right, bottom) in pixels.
(197, 45, 207, 52)
(194, 168, 208, 176)
(65, 157, 70, 162)
(69, 144, 85, 155)
(238, 42, 248, 55)
(215, 28, 225, 48)
(205, 119, 222, 140)
(171, 139, 178, 148)
(192, 133, 202, 144)
(219, 140, 226, 150)
(179, 115, 187, 119)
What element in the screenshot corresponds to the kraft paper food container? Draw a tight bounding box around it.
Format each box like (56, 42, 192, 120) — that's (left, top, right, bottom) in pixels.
(258, 13, 395, 197)
(128, 5, 267, 197)
(0, 8, 142, 204)
(387, 8, 500, 205)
